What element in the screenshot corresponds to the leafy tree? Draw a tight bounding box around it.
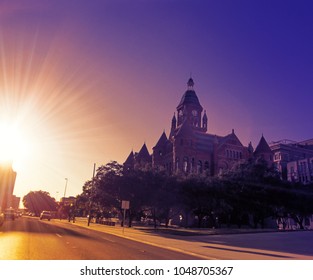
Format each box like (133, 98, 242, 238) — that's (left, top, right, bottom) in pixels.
(77, 161, 123, 222)
(119, 168, 153, 226)
(23, 190, 58, 216)
(179, 176, 220, 228)
(142, 170, 180, 228)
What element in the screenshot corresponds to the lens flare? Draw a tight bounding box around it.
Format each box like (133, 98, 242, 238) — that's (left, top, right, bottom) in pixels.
(0, 122, 33, 167)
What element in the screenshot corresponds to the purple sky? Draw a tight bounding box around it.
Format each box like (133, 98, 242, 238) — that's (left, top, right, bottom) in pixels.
(0, 0, 312, 199)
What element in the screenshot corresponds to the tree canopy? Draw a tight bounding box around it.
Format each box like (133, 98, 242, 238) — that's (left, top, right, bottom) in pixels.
(75, 159, 313, 229)
(23, 190, 58, 216)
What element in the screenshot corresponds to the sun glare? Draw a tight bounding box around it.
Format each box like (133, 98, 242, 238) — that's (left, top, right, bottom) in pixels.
(0, 122, 32, 168)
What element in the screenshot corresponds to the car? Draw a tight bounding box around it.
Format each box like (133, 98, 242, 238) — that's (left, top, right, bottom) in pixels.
(4, 208, 15, 220)
(40, 211, 52, 221)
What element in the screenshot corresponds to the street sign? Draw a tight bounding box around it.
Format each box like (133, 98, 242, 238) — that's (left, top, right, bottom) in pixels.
(121, 200, 130, 209)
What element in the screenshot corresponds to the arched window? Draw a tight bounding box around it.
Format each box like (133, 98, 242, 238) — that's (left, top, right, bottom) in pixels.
(176, 158, 179, 171)
(197, 160, 203, 174)
(183, 157, 189, 173)
(191, 158, 195, 173)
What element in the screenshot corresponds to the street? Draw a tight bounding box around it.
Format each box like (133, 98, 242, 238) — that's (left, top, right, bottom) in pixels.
(1, 216, 313, 260)
(0, 216, 203, 260)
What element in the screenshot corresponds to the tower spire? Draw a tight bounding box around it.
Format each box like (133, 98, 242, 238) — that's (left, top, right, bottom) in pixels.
(187, 77, 194, 90)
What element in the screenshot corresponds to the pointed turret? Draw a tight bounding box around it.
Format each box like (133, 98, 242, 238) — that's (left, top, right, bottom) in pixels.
(123, 150, 135, 171)
(152, 131, 171, 169)
(170, 113, 177, 137)
(176, 78, 203, 129)
(254, 135, 273, 165)
(202, 110, 208, 132)
(135, 143, 152, 167)
(187, 77, 194, 89)
(154, 131, 168, 148)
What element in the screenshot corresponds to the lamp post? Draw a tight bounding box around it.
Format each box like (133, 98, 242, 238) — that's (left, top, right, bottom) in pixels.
(63, 178, 68, 198)
(87, 163, 96, 226)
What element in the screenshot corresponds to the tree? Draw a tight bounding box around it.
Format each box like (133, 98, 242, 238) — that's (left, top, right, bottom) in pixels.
(23, 190, 58, 216)
(78, 161, 123, 222)
(141, 170, 180, 228)
(180, 176, 220, 228)
(119, 168, 152, 227)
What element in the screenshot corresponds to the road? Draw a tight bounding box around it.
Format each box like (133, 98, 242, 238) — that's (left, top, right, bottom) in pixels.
(0, 216, 203, 260)
(1, 216, 313, 260)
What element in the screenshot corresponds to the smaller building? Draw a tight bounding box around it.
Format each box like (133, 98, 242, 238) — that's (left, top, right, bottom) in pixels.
(287, 157, 313, 184)
(270, 139, 313, 180)
(60, 196, 76, 207)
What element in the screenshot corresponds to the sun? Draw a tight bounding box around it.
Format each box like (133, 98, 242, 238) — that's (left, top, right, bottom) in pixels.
(0, 122, 32, 168)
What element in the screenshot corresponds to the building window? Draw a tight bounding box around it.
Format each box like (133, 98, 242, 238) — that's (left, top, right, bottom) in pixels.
(197, 160, 203, 174)
(204, 161, 209, 174)
(191, 158, 195, 172)
(183, 157, 188, 173)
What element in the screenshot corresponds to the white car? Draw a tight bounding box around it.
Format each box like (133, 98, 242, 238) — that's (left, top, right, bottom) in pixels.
(40, 211, 52, 221)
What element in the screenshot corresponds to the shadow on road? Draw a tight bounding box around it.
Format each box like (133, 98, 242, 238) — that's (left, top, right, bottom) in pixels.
(135, 226, 313, 258)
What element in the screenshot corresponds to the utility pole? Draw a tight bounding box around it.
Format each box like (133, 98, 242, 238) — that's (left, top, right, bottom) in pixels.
(63, 178, 68, 198)
(87, 163, 96, 226)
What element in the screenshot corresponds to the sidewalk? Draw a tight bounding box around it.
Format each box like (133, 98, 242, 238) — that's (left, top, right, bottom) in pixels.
(56, 217, 313, 260)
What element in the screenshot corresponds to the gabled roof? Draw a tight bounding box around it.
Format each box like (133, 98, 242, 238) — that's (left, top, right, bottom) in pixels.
(124, 151, 134, 165)
(153, 131, 168, 148)
(136, 143, 151, 161)
(218, 129, 244, 147)
(254, 135, 272, 155)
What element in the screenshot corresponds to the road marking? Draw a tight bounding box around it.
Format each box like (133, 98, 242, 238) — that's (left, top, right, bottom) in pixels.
(100, 236, 116, 243)
(56, 234, 62, 238)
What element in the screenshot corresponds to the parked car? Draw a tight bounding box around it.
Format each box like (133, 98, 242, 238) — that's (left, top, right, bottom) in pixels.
(4, 208, 15, 221)
(40, 211, 52, 221)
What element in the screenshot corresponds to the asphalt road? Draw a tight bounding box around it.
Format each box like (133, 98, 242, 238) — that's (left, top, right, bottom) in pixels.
(0, 216, 203, 260)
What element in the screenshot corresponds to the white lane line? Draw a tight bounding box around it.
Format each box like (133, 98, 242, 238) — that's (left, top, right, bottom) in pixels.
(56, 233, 62, 238)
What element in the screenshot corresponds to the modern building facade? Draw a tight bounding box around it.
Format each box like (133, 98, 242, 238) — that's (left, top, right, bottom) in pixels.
(124, 78, 273, 175)
(269, 139, 313, 181)
(287, 156, 313, 184)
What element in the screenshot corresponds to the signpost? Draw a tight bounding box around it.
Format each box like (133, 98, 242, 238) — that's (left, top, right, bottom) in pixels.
(121, 200, 130, 233)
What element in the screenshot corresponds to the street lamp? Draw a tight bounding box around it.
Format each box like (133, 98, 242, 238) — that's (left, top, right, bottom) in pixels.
(88, 163, 96, 226)
(63, 178, 68, 198)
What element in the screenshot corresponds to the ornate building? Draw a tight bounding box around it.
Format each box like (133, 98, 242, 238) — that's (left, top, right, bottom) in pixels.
(124, 78, 273, 175)
(270, 139, 313, 180)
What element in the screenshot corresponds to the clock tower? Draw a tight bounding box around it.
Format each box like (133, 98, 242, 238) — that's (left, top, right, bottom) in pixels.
(176, 78, 206, 132)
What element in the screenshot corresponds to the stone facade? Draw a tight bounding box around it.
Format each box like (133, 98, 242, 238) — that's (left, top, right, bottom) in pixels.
(287, 156, 313, 184)
(270, 139, 313, 181)
(124, 78, 273, 175)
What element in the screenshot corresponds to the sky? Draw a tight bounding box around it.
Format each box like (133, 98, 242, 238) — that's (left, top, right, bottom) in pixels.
(0, 0, 312, 201)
